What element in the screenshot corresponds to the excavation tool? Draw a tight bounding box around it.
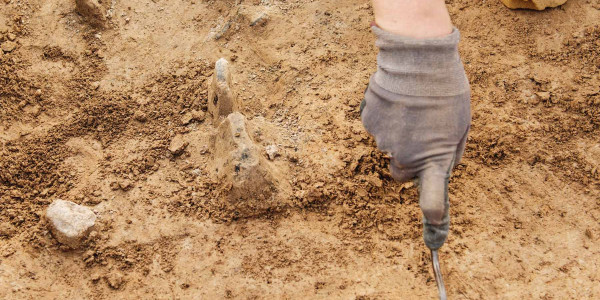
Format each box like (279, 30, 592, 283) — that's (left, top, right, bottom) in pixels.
(431, 250, 447, 300)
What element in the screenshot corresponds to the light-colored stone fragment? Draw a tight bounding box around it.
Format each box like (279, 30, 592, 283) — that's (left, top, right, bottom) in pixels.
(181, 110, 205, 125)
(169, 134, 188, 156)
(46, 199, 96, 248)
(75, 0, 109, 28)
(0, 23, 9, 34)
(1, 41, 17, 53)
(240, 5, 270, 27)
(106, 271, 124, 289)
(500, 0, 568, 10)
(265, 145, 279, 160)
(250, 12, 269, 27)
(536, 91, 551, 102)
(207, 58, 238, 124)
(118, 179, 133, 191)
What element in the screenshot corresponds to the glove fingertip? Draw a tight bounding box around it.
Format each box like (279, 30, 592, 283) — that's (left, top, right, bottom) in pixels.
(424, 222, 449, 250)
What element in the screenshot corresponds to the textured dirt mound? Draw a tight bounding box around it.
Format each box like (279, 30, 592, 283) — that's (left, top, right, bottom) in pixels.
(1, 0, 599, 299)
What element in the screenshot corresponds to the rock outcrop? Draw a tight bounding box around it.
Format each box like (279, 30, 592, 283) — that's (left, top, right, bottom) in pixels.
(500, 0, 568, 10)
(211, 113, 283, 218)
(207, 58, 238, 124)
(75, 0, 110, 28)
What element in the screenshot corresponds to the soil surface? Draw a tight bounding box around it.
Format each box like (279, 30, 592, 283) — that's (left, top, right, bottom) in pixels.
(1, 0, 600, 299)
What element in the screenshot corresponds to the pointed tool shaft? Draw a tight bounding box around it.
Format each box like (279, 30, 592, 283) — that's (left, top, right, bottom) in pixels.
(431, 250, 447, 300)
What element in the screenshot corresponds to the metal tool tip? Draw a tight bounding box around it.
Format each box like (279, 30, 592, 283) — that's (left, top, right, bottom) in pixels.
(431, 250, 447, 300)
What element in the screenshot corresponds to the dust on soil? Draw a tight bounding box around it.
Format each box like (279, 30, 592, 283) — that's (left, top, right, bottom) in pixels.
(1, 0, 599, 299)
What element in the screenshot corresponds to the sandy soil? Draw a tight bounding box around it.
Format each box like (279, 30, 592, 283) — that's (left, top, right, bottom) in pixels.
(1, 0, 599, 299)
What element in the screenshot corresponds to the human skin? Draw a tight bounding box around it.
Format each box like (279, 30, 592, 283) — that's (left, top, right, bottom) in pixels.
(372, 0, 453, 38)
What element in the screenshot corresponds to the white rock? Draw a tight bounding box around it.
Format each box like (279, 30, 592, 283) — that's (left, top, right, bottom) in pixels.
(46, 199, 96, 248)
(207, 58, 238, 124)
(265, 145, 279, 160)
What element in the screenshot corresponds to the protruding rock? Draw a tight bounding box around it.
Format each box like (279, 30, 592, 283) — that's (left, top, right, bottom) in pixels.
(240, 6, 270, 27)
(169, 134, 188, 156)
(1, 41, 17, 53)
(0, 223, 16, 238)
(213, 21, 232, 40)
(118, 179, 133, 191)
(90, 272, 102, 282)
(536, 91, 551, 102)
(106, 271, 124, 289)
(250, 12, 269, 27)
(207, 58, 237, 124)
(46, 199, 96, 248)
(75, 0, 109, 28)
(500, 0, 568, 10)
(212, 113, 282, 217)
(0, 23, 9, 34)
(181, 110, 205, 125)
(133, 110, 147, 122)
(265, 145, 279, 160)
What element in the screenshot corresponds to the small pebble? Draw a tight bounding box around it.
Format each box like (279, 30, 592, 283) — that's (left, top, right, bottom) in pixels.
(133, 111, 147, 122)
(168, 134, 188, 156)
(106, 272, 124, 289)
(265, 145, 279, 160)
(119, 179, 133, 191)
(1, 41, 17, 53)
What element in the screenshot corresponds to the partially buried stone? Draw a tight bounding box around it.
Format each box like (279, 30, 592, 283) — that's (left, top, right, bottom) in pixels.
(75, 0, 109, 28)
(133, 110, 147, 122)
(106, 271, 124, 289)
(90, 272, 102, 282)
(1, 41, 17, 53)
(536, 91, 551, 102)
(0, 23, 8, 34)
(118, 179, 133, 191)
(46, 199, 96, 248)
(181, 110, 205, 125)
(250, 12, 269, 27)
(0, 223, 16, 238)
(212, 112, 282, 217)
(500, 0, 568, 10)
(265, 145, 279, 160)
(169, 134, 188, 156)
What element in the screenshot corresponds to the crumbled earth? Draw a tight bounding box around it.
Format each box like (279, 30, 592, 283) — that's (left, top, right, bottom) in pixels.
(1, 0, 599, 299)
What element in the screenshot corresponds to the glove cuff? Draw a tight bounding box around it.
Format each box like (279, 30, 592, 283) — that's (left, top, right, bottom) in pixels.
(372, 26, 470, 97)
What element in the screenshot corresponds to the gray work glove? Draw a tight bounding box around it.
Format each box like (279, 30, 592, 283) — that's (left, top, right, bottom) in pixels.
(361, 26, 471, 250)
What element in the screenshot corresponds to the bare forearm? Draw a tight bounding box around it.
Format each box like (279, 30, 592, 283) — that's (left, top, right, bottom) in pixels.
(372, 0, 453, 38)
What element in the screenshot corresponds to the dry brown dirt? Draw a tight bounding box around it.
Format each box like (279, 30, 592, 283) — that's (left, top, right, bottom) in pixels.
(1, 0, 599, 299)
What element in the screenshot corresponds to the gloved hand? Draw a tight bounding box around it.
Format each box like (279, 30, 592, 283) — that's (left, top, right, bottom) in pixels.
(361, 26, 471, 250)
